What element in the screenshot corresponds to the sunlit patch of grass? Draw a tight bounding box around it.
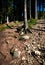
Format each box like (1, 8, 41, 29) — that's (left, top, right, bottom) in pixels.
(0, 19, 37, 32)
(0, 21, 23, 32)
(0, 24, 9, 32)
(28, 18, 37, 28)
(0, 22, 16, 32)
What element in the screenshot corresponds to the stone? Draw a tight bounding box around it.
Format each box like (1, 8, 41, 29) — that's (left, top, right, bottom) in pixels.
(38, 44, 41, 48)
(35, 50, 41, 55)
(22, 35, 30, 40)
(27, 50, 31, 54)
(22, 56, 26, 61)
(14, 50, 21, 58)
(33, 46, 37, 50)
(32, 41, 36, 45)
(20, 32, 24, 35)
(15, 48, 18, 51)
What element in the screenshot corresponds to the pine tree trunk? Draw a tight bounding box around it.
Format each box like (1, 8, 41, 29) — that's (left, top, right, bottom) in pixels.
(42, 0, 44, 18)
(35, 0, 38, 19)
(24, 0, 28, 32)
(7, 16, 9, 24)
(30, 0, 31, 19)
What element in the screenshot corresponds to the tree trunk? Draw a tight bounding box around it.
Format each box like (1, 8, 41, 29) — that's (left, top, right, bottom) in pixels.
(42, 0, 44, 18)
(24, 0, 28, 32)
(7, 16, 9, 24)
(35, 0, 38, 19)
(29, 0, 31, 19)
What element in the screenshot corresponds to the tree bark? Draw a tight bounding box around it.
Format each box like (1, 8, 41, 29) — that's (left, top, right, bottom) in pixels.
(35, 0, 38, 19)
(7, 16, 9, 24)
(29, 0, 31, 19)
(24, 0, 28, 32)
(42, 0, 44, 18)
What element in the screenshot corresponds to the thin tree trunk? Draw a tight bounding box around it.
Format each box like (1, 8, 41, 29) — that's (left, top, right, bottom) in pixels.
(6, 0, 9, 23)
(42, 0, 44, 18)
(35, 0, 38, 19)
(30, 0, 31, 19)
(7, 16, 9, 24)
(24, 0, 28, 32)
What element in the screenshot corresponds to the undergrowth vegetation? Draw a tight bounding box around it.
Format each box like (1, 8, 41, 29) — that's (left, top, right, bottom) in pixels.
(0, 24, 9, 32)
(0, 22, 16, 32)
(0, 19, 37, 32)
(28, 18, 37, 28)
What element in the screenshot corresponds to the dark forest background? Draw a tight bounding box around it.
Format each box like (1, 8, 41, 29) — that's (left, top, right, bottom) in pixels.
(0, 0, 45, 24)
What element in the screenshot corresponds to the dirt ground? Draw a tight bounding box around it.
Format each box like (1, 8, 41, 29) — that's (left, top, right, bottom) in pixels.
(0, 20, 45, 65)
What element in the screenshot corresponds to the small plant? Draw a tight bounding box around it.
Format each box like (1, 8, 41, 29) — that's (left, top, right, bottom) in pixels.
(28, 18, 37, 28)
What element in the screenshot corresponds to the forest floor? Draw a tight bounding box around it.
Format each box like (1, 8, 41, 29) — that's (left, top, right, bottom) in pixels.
(0, 20, 45, 65)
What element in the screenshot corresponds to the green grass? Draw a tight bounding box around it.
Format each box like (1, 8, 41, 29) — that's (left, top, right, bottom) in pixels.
(28, 18, 37, 28)
(0, 19, 37, 32)
(0, 22, 16, 32)
(0, 24, 9, 32)
(0, 21, 23, 32)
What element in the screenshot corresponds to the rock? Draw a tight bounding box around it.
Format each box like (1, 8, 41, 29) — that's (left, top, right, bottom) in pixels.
(32, 41, 36, 45)
(22, 56, 26, 61)
(33, 46, 37, 50)
(22, 35, 30, 40)
(38, 44, 41, 48)
(10, 46, 22, 59)
(14, 50, 21, 58)
(35, 50, 41, 56)
(20, 28, 24, 35)
(15, 48, 18, 51)
(27, 50, 31, 54)
(20, 32, 24, 35)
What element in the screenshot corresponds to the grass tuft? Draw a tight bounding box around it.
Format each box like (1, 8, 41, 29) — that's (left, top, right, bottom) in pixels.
(28, 18, 37, 28)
